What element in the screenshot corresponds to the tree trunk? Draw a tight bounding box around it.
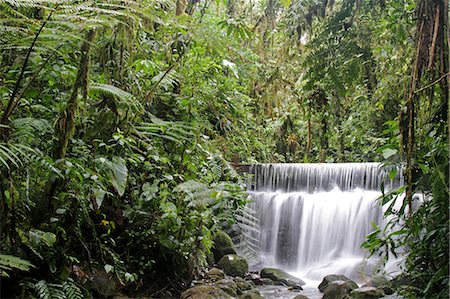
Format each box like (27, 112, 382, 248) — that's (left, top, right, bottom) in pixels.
(176, 0, 187, 16)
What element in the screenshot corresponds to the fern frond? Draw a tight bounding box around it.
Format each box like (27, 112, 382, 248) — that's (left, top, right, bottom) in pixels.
(174, 180, 216, 208)
(90, 82, 143, 113)
(134, 114, 196, 144)
(62, 278, 84, 299)
(35, 280, 52, 299)
(0, 142, 36, 171)
(90, 82, 135, 102)
(0, 254, 34, 277)
(3, 0, 60, 7)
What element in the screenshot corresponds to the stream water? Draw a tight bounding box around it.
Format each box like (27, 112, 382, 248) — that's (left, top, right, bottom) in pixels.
(239, 163, 406, 298)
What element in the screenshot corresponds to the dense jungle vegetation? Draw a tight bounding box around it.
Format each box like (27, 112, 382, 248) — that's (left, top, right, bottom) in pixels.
(0, 0, 448, 298)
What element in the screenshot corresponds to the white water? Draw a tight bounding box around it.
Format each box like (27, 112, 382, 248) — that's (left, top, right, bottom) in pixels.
(241, 163, 404, 286)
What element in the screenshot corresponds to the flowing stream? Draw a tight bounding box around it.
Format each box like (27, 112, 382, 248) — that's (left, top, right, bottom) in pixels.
(239, 163, 404, 290)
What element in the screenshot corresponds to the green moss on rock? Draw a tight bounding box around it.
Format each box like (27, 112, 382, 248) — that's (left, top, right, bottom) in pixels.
(349, 286, 385, 298)
(260, 268, 305, 287)
(180, 285, 232, 299)
(212, 231, 237, 263)
(217, 254, 249, 277)
(318, 274, 358, 292)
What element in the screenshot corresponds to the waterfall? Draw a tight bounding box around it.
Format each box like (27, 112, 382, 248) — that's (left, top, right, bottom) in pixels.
(241, 163, 404, 283)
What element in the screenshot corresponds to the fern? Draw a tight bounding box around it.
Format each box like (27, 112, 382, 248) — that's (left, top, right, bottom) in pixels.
(90, 82, 143, 113)
(62, 279, 84, 299)
(22, 278, 85, 299)
(174, 180, 216, 208)
(134, 114, 196, 144)
(0, 142, 36, 171)
(0, 254, 34, 277)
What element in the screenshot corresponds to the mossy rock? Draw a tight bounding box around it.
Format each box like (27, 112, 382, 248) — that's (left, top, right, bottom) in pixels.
(217, 254, 249, 277)
(260, 268, 305, 287)
(238, 289, 264, 299)
(292, 295, 310, 299)
(364, 274, 394, 295)
(212, 231, 237, 263)
(206, 267, 225, 282)
(349, 286, 385, 298)
(322, 280, 354, 299)
(180, 285, 232, 299)
(318, 274, 358, 292)
(233, 277, 253, 293)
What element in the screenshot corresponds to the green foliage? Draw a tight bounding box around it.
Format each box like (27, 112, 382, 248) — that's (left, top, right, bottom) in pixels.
(0, 254, 34, 277)
(0, 0, 447, 297)
(22, 278, 84, 299)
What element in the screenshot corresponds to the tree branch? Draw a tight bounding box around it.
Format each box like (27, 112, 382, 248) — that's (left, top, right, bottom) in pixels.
(414, 72, 450, 94)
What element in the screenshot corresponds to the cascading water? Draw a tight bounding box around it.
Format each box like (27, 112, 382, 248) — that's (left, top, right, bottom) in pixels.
(240, 163, 404, 285)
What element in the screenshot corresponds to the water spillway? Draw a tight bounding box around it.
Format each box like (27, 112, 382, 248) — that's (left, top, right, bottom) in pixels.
(241, 163, 403, 283)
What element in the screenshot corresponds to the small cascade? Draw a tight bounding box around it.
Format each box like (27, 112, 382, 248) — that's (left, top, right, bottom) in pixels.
(241, 163, 404, 283)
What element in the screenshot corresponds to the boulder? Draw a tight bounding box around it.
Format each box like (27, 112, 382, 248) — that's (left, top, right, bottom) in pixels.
(205, 267, 225, 282)
(180, 285, 232, 299)
(318, 274, 358, 292)
(260, 268, 305, 288)
(216, 278, 239, 297)
(363, 274, 393, 295)
(322, 280, 355, 299)
(91, 270, 116, 297)
(212, 231, 237, 263)
(288, 285, 303, 291)
(390, 274, 413, 289)
(246, 272, 274, 286)
(349, 286, 385, 298)
(293, 295, 310, 299)
(217, 254, 249, 277)
(238, 289, 264, 299)
(233, 276, 253, 293)
(216, 276, 253, 296)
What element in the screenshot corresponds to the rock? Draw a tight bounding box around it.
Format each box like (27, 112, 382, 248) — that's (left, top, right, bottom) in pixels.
(238, 289, 264, 299)
(322, 280, 355, 299)
(206, 267, 225, 282)
(227, 223, 242, 240)
(349, 286, 385, 298)
(260, 268, 305, 288)
(390, 274, 412, 289)
(233, 276, 253, 293)
(217, 280, 239, 297)
(206, 251, 215, 267)
(212, 231, 237, 263)
(91, 270, 116, 297)
(260, 278, 275, 285)
(288, 285, 303, 291)
(180, 285, 232, 299)
(318, 274, 358, 292)
(292, 295, 310, 299)
(217, 254, 249, 277)
(363, 274, 393, 295)
(216, 276, 253, 296)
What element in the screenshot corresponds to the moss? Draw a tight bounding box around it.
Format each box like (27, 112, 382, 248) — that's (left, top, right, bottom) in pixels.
(217, 254, 249, 277)
(238, 289, 264, 299)
(318, 274, 358, 292)
(212, 231, 236, 263)
(180, 285, 232, 299)
(349, 287, 385, 298)
(260, 268, 305, 287)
